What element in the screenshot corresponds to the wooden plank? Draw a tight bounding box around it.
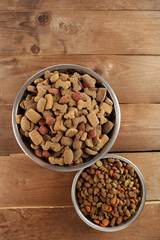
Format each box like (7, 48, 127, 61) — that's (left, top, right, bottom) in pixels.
(0, 11, 160, 55)
(1, 0, 160, 11)
(0, 152, 159, 207)
(1, 104, 160, 154)
(0, 204, 159, 240)
(1, 55, 160, 104)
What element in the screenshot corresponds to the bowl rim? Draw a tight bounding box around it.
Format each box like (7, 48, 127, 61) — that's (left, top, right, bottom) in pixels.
(12, 64, 121, 172)
(71, 154, 146, 232)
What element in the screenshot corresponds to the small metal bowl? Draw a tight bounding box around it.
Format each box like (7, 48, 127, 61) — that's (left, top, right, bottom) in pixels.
(71, 154, 146, 232)
(12, 64, 121, 172)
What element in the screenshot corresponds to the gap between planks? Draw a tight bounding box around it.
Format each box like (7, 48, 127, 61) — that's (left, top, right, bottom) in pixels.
(1, 10, 160, 12)
(0, 201, 158, 209)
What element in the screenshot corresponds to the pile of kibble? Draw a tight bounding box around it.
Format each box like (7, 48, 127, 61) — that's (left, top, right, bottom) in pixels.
(76, 158, 142, 227)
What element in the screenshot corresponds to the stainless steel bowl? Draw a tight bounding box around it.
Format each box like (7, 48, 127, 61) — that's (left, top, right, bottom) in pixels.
(71, 154, 146, 232)
(12, 64, 121, 172)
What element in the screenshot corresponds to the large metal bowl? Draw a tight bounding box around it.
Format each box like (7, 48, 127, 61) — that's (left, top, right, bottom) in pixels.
(12, 64, 121, 172)
(71, 154, 146, 232)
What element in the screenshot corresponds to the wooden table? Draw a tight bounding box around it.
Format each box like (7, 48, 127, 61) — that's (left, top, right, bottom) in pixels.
(0, 1, 160, 239)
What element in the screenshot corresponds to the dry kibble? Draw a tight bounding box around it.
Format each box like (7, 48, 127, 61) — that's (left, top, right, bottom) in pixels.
(17, 70, 114, 166)
(26, 109, 41, 124)
(76, 158, 142, 227)
(37, 97, 46, 113)
(29, 130, 43, 145)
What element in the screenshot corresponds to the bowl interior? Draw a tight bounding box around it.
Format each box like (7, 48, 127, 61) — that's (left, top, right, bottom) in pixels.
(71, 154, 146, 232)
(12, 65, 121, 172)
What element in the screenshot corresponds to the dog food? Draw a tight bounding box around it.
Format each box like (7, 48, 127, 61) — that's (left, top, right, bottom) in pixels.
(76, 158, 142, 227)
(16, 70, 115, 166)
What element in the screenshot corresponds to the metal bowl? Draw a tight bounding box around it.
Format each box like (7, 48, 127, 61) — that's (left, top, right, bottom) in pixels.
(12, 64, 121, 172)
(71, 154, 146, 232)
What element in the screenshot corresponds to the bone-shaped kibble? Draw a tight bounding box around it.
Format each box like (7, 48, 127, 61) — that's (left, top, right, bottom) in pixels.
(84, 88, 97, 98)
(52, 102, 67, 115)
(77, 93, 92, 111)
(64, 107, 78, 119)
(97, 134, 109, 149)
(97, 110, 108, 125)
(27, 85, 37, 93)
(34, 87, 47, 102)
(54, 116, 67, 131)
(70, 75, 81, 92)
(45, 70, 54, 79)
(99, 102, 113, 116)
(72, 115, 87, 128)
(55, 79, 71, 90)
(34, 78, 43, 84)
(60, 73, 69, 81)
(49, 157, 64, 165)
(50, 71, 59, 82)
(51, 131, 64, 143)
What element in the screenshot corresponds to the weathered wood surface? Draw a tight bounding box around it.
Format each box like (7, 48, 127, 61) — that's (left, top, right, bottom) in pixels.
(1, 11, 160, 56)
(1, 104, 160, 154)
(1, 55, 160, 104)
(0, 152, 159, 208)
(0, 204, 159, 240)
(1, 0, 160, 11)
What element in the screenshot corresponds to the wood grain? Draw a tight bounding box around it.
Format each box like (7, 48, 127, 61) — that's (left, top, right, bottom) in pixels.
(1, 11, 160, 55)
(1, 0, 160, 11)
(0, 152, 159, 207)
(1, 55, 160, 104)
(1, 104, 160, 154)
(0, 204, 159, 240)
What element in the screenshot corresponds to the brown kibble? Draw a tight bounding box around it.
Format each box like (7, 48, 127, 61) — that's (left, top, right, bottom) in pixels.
(103, 121, 114, 134)
(87, 112, 99, 127)
(65, 128, 78, 137)
(29, 130, 43, 145)
(26, 109, 41, 124)
(64, 149, 73, 164)
(96, 88, 107, 102)
(61, 136, 73, 146)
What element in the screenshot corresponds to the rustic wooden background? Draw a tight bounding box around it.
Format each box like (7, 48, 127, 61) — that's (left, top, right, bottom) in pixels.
(0, 1, 160, 239)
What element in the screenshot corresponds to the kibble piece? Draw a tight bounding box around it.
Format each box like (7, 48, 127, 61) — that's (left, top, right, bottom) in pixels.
(37, 97, 46, 113)
(96, 88, 107, 102)
(29, 130, 43, 145)
(20, 116, 31, 131)
(81, 74, 95, 87)
(103, 121, 114, 134)
(100, 102, 113, 116)
(61, 136, 73, 146)
(65, 128, 78, 137)
(64, 149, 73, 164)
(87, 112, 99, 127)
(26, 109, 41, 124)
